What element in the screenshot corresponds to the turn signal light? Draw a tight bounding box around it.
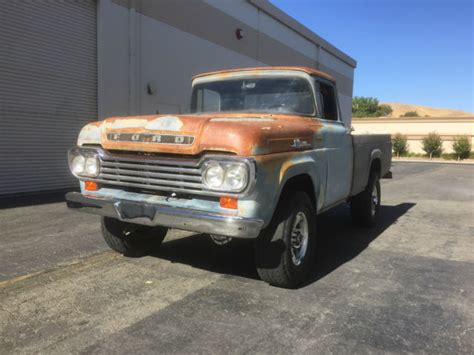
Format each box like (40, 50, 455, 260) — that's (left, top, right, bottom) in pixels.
(220, 196, 238, 209)
(84, 181, 98, 191)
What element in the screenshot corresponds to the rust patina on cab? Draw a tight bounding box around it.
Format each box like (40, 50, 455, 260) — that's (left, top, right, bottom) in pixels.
(67, 66, 392, 288)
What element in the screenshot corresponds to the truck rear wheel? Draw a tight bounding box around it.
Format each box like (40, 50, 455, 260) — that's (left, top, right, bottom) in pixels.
(255, 190, 316, 288)
(101, 217, 168, 257)
(350, 172, 381, 227)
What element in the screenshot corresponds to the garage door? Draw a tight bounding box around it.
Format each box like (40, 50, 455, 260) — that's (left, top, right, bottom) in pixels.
(0, 1, 97, 195)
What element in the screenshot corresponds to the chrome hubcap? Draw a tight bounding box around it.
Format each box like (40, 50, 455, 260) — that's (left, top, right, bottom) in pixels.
(371, 184, 379, 216)
(290, 212, 309, 266)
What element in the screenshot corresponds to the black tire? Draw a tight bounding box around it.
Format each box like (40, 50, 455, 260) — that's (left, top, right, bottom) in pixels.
(101, 217, 168, 257)
(255, 190, 316, 288)
(350, 171, 381, 227)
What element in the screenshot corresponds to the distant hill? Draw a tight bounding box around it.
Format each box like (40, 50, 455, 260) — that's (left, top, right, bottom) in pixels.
(382, 102, 473, 117)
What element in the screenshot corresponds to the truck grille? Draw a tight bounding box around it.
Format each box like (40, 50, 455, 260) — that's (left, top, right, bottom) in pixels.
(96, 153, 207, 195)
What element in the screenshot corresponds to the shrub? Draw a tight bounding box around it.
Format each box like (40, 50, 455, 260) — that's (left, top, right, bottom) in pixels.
(392, 133, 408, 158)
(452, 136, 472, 160)
(352, 97, 392, 117)
(422, 132, 443, 159)
(378, 104, 393, 117)
(406, 152, 424, 158)
(401, 111, 419, 117)
(441, 153, 456, 160)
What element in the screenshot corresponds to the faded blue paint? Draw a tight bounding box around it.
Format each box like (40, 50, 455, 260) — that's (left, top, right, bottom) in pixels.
(73, 70, 392, 235)
(317, 122, 353, 207)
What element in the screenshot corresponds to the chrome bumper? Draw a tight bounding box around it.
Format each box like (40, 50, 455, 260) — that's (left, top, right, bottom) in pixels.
(65, 192, 263, 238)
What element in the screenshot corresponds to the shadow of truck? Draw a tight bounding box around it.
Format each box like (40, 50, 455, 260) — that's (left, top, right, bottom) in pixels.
(153, 202, 416, 287)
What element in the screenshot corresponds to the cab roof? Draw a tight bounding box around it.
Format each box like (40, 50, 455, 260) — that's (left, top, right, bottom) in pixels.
(192, 66, 336, 83)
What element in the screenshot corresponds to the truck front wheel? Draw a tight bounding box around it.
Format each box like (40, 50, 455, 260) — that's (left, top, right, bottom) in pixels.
(255, 190, 316, 288)
(101, 217, 168, 257)
(350, 172, 381, 227)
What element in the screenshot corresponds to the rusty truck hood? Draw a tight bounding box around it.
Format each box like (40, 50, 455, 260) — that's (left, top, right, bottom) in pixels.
(77, 113, 322, 156)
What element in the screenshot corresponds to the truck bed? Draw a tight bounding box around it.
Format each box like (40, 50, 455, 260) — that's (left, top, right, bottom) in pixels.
(350, 134, 392, 196)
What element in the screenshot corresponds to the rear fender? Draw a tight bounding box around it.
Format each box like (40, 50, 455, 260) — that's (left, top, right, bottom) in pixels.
(369, 149, 382, 176)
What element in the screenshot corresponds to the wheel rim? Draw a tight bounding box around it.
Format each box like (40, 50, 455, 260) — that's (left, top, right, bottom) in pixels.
(290, 212, 309, 266)
(121, 224, 152, 240)
(371, 184, 379, 216)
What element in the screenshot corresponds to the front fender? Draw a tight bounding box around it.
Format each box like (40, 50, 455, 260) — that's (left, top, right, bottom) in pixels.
(279, 158, 322, 209)
(252, 151, 325, 227)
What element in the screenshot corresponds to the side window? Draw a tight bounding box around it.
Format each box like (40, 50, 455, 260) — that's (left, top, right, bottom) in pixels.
(318, 82, 338, 121)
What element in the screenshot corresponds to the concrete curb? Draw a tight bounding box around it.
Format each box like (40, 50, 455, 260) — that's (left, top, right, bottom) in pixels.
(393, 159, 474, 165)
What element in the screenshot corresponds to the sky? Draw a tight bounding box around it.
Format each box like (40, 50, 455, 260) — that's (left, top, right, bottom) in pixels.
(272, 0, 473, 112)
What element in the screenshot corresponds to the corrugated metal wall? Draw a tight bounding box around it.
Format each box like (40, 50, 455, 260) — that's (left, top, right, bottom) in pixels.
(0, 0, 97, 195)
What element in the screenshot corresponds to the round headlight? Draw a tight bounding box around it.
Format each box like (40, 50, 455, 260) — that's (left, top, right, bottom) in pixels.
(71, 155, 85, 175)
(225, 163, 248, 190)
(203, 161, 225, 188)
(85, 157, 100, 177)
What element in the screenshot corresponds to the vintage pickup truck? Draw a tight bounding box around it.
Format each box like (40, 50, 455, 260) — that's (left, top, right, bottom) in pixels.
(66, 66, 391, 288)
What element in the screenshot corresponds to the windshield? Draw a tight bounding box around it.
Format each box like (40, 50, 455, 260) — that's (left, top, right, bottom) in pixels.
(190, 76, 315, 115)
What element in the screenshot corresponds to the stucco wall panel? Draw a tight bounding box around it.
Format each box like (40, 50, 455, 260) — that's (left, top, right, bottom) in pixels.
(258, 10, 318, 60)
(352, 117, 474, 153)
(140, 14, 258, 115)
(98, 0, 131, 118)
(338, 94, 353, 127)
(103, 0, 355, 121)
(319, 48, 354, 79)
(202, 0, 259, 29)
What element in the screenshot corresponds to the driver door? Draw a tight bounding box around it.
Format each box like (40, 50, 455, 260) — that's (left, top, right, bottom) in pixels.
(315, 79, 353, 208)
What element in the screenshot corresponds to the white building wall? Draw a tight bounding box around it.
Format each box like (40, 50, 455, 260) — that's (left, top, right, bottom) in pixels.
(98, 0, 131, 118)
(352, 117, 474, 153)
(98, 0, 356, 125)
(258, 11, 318, 62)
(202, 0, 259, 28)
(140, 16, 259, 115)
(319, 48, 354, 78)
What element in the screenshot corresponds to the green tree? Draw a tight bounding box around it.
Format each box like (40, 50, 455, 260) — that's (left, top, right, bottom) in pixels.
(392, 133, 408, 158)
(452, 136, 472, 160)
(401, 111, 419, 117)
(422, 132, 443, 159)
(352, 97, 392, 117)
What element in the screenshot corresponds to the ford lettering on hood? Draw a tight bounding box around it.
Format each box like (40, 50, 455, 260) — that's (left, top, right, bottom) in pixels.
(107, 133, 195, 145)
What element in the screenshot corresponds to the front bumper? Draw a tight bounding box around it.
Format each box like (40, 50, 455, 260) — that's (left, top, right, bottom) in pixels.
(65, 192, 264, 238)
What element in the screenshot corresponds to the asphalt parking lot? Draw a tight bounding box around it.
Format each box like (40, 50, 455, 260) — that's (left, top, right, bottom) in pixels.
(1, 162, 473, 354)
